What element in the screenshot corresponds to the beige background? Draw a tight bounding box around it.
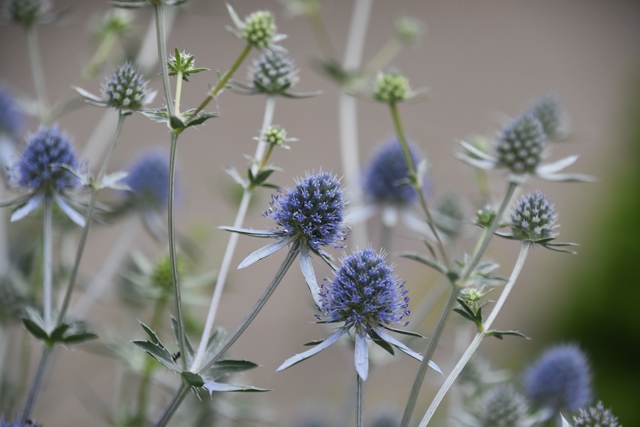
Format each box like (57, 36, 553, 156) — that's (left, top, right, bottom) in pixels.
(1, 0, 640, 425)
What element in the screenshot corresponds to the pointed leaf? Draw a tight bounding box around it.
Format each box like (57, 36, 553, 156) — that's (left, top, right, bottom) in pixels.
(380, 325, 425, 339)
(54, 195, 86, 227)
(185, 112, 218, 128)
(485, 330, 531, 340)
(299, 248, 322, 308)
(238, 240, 288, 269)
(204, 359, 259, 379)
(181, 371, 205, 388)
(398, 252, 447, 275)
(372, 327, 442, 374)
(11, 195, 43, 222)
(203, 381, 267, 394)
(369, 329, 395, 356)
(170, 317, 194, 360)
(224, 166, 247, 187)
(276, 329, 345, 372)
(131, 340, 180, 372)
(218, 226, 275, 238)
(50, 323, 71, 343)
(140, 321, 161, 346)
(22, 318, 49, 341)
(61, 331, 98, 344)
(354, 329, 369, 381)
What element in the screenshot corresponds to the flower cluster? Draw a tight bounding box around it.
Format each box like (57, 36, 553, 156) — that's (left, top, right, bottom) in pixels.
(374, 71, 410, 103)
(241, 11, 277, 48)
(363, 140, 420, 206)
(496, 114, 546, 174)
(263, 125, 287, 147)
(524, 344, 592, 413)
(510, 190, 557, 241)
(573, 401, 621, 427)
(251, 47, 298, 95)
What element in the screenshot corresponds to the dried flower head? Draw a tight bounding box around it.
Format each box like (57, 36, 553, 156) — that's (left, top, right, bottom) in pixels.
(374, 72, 410, 103)
(524, 344, 592, 413)
(527, 93, 566, 141)
(573, 401, 621, 427)
(363, 140, 421, 206)
(320, 248, 409, 329)
(267, 172, 348, 251)
(510, 191, 557, 241)
(496, 114, 546, 174)
(251, 47, 298, 95)
(476, 384, 530, 427)
(123, 150, 170, 209)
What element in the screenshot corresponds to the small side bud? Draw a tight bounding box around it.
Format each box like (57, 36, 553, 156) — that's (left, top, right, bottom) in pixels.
(394, 16, 424, 46)
(242, 11, 277, 48)
(374, 71, 410, 103)
(263, 125, 287, 147)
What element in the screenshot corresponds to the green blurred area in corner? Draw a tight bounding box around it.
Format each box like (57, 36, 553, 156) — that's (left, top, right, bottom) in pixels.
(553, 70, 640, 426)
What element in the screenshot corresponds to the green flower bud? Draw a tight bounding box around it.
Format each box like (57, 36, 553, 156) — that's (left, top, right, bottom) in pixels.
(242, 11, 277, 48)
(9, 0, 50, 26)
(264, 125, 287, 146)
(151, 255, 184, 293)
(374, 72, 410, 103)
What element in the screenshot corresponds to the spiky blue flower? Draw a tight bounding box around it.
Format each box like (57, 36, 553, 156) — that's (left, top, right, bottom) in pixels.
(8, 126, 84, 225)
(320, 248, 409, 329)
(222, 172, 349, 307)
(123, 150, 170, 209)
(251, 47, 298, 95)
(496, 114, 546, 174)
(573, 401, 621, 427)
(527, 93, 566, 141)
(476, 384, 530, 427)
(511, 190, 557, 241)
(363, 140, 421, 206)
(524, 344, 592, 413)
(0, 88, 24, 137)
(277, 248, 439, 381)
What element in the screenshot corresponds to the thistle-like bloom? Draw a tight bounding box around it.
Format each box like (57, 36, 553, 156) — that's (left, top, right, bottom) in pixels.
(573, 401, 621, 427)
(0, 88, 24, 137)
(7, 126, 85, 225)
(277, 248, 439, 380)
(222, 172, 349, 306)
(74, 61, 155, 114)
(524, 344, 592, 413)
(456, 113, 593, 183)
(123, 150, 170, 209)
(233, 47, 319, 98)
(226, 5, 286, 49)
(476, 384, 530, 427)
(363, 140, 420, 206)
(526, 93, 567, 141)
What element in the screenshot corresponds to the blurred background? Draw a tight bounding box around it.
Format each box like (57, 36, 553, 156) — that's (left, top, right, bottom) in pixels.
(1, 0, 640, 425)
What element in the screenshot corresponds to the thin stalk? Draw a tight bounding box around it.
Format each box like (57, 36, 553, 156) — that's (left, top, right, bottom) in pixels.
(167, 133, 187, 371)
(188, 43, 252, 122)
(135, 296, 169, 425)
(174, 70, 184, 115)
(380, 220, 393, 253)
(356, 374, 364, 427)
(153, 3, 174, 117)
(83, 31, 117, 80)
(418, 243, 531, 426)
(154, 383, 189, 427)
(400, 284, 458, 427)
(42, 195, 53, 331)
(71, 215, 142, 317)
(200, 244, 299, 372)
(305, 11, 338, 60)
(362, 38, 402, 78)
(25, 24, 48, 123)
(57, 114, 126, 324)
(21, 346, 52, 422)
(389, 102, 451, 270)
(190, 96, 276, 372)
(338, 0, 372, 249)
(460, 180, 518, 283)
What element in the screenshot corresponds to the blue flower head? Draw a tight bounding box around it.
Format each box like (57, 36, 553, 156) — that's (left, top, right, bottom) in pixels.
(363, 140, 422, 206)
(526, 93, 566, 141)
(123, 150, 170, 209)
(251, 47, 299, 95)
(524, 344, 592, 413)
(102, 61, 151, 111)
(320, 248, 409, 329)
(15, 126, 78, 193)
(266, 172, 348, 252)
(0, 88, 24, 137)
(496, 114, 547, 174)
(511, 190, 557, 241)
(278, 248, 440, 381)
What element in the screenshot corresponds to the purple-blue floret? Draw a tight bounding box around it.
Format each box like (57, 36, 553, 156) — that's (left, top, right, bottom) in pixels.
(15, 126, 78, 193)
(320, 248, 410, 328)
(123, 150, 170, 208)
(363, 140, 421, 205)
(0, 88, 24, 137)
(524, 344, 592, 413)
(266, 172, 348, 251)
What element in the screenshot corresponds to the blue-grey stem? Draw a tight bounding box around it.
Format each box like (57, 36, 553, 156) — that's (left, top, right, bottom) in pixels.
(21, 346, 52, 422)
(57, 114, 126, 324)
(417, 243, 531, 426)
(153, 2, 174, 117)
(168, 132, 187, 371)
(190, 96, 277, 372)
(25, 24, 48, 123)
(43, 195, 53, 331)
(154, 383, 189, 427)
(356, 373, 364, 427)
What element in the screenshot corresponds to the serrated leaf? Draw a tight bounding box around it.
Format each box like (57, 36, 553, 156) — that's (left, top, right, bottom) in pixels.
(132, 340, 180, 372)
(140, 322, 161, 346)
(181, 371, 205, 388)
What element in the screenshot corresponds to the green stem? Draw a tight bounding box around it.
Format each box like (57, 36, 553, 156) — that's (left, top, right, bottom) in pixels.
(21, 346, 52, 422)
(460, 181, 518, 283)
(304, 10, 338, 60)
(135, 296, 168, 425)
(200, 244, 299, 373)
(417, 243, 530, 426)
(154, 383, 189, 427)
(389, 102, 451, 270)
(25, 24, 48, 123)
(83, 31, 117, 80)
(362, 38, 402, 78)
(174, 71, 183, 115)
(187, 43, 252, 124)
(168, 133, 187, 372)
(57, 114, 126, 324)
(356, 373, 364, 427)
(400, 283, 459, 427)
(190, 96, 277, 372)
(153, 2, 174, 117)
(42, 195, 53, 331)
